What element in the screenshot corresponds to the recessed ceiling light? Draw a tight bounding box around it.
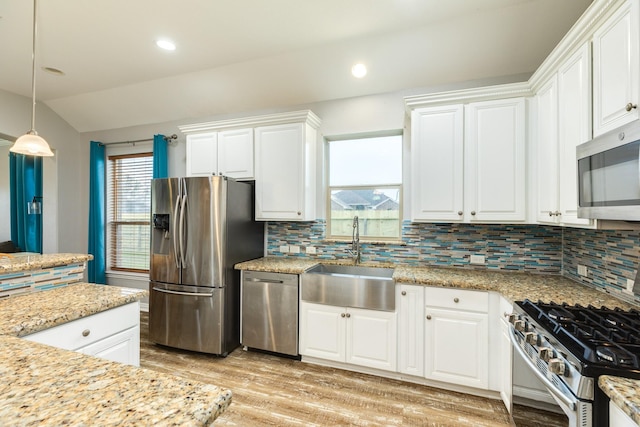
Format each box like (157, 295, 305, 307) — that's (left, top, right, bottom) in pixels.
(351, 63, 367, 78)
(156, 39, 176, 51)
(42, 67, 65, 76)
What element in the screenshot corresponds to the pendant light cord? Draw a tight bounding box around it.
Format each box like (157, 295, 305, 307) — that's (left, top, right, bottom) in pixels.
(29, 0, 38, 134)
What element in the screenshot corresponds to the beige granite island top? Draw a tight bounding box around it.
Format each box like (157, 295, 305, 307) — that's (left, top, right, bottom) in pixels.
(0, 335, 231, 426)
(0, 252, 93, 274)
(599, 376, 640, 425)
(0, 282, 232, 426)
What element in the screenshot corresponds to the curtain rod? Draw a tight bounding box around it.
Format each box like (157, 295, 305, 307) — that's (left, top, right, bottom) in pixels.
(100, 134, 178, 146)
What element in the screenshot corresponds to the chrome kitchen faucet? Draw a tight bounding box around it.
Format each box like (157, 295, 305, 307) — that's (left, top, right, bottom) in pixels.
(348, 215, 361, 264)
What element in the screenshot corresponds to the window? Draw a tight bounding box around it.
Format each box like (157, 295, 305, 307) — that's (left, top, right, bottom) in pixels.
(107, 152, 152, 273)
(327, 134, 402, 240)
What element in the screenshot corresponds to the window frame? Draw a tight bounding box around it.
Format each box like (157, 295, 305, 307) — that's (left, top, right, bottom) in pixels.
(106, 151, 153, 274)
(325, 132, 403, 241)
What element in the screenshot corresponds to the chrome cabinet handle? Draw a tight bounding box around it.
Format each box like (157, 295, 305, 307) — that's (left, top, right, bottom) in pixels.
(426, 315, 432, 320)
(82, 329, 90, 337)
(626, 103, 637, 112)
(454, 297, 459, 303)
(401, 291, 406, 296)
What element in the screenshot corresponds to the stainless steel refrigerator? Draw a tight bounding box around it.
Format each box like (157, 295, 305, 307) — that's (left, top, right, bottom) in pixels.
(149, 176, 264, 356)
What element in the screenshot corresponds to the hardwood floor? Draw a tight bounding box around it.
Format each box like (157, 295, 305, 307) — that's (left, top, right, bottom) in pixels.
(139, 313, 567, 426)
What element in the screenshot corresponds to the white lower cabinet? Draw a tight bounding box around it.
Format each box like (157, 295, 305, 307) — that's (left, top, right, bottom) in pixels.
(609, 401, 637, 427)
(299, 301, 397, 372)
(397, 284, 424, 376)
(424, 287, 489, 389)
(23, 302, 141, 366)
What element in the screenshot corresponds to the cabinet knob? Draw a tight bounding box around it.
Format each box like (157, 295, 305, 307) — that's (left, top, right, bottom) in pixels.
(549, 211, 554, 217)
(297, 211, 302, 216)
(457, 211, 463, 216)
(470, 211, 476, 216)
(346, 313, 351, 318)
(82, 329, 91, 337)
(426, 314, 432, 320)
(401, 291, 407, 296)
(341, 313, 346, 318)
(626, 103, 637, 112)
(555, 211, 561, 216)
(453, 297, 459, 303)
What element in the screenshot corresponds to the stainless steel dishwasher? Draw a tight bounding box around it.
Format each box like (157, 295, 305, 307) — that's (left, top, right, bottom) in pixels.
(241, 270, 299, 357)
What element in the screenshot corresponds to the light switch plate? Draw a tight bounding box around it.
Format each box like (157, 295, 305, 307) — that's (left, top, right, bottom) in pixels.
(626, 278, 635, 293)
(577, 265, 588, 277)
(306, 246, 317, 254)
(289, 245, 301, 254)
(279, 245, 290, 253)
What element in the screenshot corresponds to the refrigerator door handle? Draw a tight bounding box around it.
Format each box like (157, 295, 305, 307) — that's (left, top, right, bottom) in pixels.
(172, 193, 181, 269)
(152, 287, 214, 298)
(179, 191, 187, 269)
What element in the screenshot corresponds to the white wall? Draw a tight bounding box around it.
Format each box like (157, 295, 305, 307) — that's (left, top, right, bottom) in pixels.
(0, 89, 84, 253)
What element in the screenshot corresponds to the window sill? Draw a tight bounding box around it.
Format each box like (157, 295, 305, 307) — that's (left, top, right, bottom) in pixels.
(106, 270, 149, 280)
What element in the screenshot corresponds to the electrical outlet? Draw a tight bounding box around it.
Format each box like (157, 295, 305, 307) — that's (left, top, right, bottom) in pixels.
(577, 265, 588, 277)
(306, 246, 317, 254)
(289, 245, 301, 254)
(470, 255, 485, 265)
(279, 245, 290, 253)
(626, 279, 635, 294)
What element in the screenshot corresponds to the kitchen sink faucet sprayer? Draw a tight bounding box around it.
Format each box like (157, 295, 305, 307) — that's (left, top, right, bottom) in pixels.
(348, 215, 361, 264)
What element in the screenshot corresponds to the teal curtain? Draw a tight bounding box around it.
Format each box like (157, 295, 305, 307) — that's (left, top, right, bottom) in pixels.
(87, 141, 106, 284)
(9, 153, 42, 253)
(153, 134, 168, 178)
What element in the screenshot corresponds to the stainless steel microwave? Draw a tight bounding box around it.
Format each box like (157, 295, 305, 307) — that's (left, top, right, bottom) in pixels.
(577, 120, 640, 220)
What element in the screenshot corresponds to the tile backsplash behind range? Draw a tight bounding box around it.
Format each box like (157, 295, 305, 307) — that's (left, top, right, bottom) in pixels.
(267, 220, 562, 273)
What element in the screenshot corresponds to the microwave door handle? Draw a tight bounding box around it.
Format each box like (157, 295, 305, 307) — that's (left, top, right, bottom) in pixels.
(508, 327, 576, 411)
(172, 193, 181, 269)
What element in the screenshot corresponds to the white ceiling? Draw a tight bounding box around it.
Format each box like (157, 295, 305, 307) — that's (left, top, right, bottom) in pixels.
(0, 0, 592, 133)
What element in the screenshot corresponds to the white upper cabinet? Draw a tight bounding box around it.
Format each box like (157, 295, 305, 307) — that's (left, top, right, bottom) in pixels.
(185, 129, 254, 179)
(536, 44, 594, 227)
(411, 105, 464, 222)
(410, 94, 526, 223)
(254, 111, 320, 221)
(592, 0, 640, 136)
(186, 132, 218, 177)
(465, 98, 526, 223)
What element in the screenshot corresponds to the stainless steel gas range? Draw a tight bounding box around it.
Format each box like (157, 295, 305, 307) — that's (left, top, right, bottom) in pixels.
(509, 299, 640, 427)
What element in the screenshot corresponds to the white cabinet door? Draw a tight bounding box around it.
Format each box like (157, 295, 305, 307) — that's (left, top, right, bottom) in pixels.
(80, 325, 140, 366)
(609, 401, 637, 427)
(186, 133, 218, 176)
(218, 128, 254, 180)
(299, 301, 345, 362)
(346, 307, 397, 372)
(255, 122, 316, 221)
(411, 105, 464, 222)
(424, 307, 489, 389)
(535, 77, 559, 224)
(593, 0, 640, 136)
(396, 284, 425, 376)
(465, 98, 526, 223)
(557, 43, 593, 227)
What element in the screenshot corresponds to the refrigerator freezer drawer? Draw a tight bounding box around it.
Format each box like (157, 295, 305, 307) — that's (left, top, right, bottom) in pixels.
(149, 282, 229, 355)
(241, 271, 299, 356)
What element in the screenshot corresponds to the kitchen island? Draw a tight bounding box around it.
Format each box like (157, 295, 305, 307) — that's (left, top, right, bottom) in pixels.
(0, 281, 232, 425)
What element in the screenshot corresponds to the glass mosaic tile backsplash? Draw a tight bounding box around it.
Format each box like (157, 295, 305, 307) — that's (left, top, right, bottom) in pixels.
(266, 220, 640, 304)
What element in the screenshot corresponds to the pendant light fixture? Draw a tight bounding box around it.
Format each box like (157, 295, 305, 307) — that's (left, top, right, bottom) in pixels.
(10, 0, 54, 157)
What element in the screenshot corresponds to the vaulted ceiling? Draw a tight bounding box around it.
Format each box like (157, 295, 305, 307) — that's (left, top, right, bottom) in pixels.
(0, 0, 592, 132)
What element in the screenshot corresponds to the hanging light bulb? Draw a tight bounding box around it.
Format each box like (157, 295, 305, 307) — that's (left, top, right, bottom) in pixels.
(10, 0, 54, 157)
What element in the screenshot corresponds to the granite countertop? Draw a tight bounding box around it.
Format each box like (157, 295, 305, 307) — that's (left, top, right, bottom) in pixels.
(0, 282, 232, 426)
(0, 252, 93, 274)
(237, 256, 640, 420)
(599, 376, 640, 424)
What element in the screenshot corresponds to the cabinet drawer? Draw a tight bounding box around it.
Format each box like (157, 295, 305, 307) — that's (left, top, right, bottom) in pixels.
(424, 287, 488, 312)
(24, 302, 139, 351)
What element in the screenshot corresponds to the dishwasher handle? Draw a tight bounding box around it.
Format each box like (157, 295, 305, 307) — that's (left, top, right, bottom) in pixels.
(244, 278, 285, 284)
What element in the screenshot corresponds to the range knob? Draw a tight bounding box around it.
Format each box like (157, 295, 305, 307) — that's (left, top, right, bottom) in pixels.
(524, 332, 539, 345)
(514, 320, 526, 332)
(507, 313, 518, 324)
(548, 358, 567, 376)
(538, 347, 553, 362)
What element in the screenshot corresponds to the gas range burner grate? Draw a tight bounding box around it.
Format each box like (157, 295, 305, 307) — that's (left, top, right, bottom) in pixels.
(517, 299, 640, 369)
